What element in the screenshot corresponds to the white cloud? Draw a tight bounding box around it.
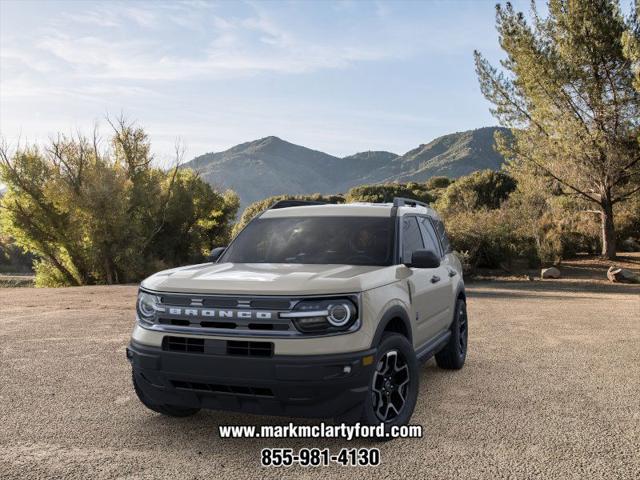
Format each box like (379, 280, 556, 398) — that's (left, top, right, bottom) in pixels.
(0, 1, 499, 160)
(2, 0, 486, 93)
(122, 6, 158, 27)
(9, 7, 396, 83)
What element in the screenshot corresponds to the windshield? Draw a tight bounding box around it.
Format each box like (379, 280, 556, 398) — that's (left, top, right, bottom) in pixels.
(221, 216, 395, 266)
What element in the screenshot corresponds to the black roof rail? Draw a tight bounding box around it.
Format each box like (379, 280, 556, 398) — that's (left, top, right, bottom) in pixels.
(269, 199, 328, 210)
(392, 197, 429, 208)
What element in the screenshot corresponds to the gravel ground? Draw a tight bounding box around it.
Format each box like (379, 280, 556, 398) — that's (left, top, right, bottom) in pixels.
(1, 281, 639, 479)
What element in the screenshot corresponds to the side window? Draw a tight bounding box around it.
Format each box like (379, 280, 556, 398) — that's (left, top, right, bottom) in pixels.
(402, 216, 424, 263)
(434, 219, 452, 254)
(418, 217, 442, 257)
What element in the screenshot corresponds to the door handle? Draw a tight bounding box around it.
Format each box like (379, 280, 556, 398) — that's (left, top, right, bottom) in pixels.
(430, 275, 440, 283)
(448, 268, 457, 277)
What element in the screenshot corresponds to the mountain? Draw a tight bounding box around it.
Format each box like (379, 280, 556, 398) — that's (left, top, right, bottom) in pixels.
(368, 126, 510, 183)
(184, 136, 346, 206)
(183, 127, 509, 206)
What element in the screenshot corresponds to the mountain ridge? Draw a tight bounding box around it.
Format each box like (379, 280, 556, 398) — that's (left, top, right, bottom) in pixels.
(183, 126, 510, 206)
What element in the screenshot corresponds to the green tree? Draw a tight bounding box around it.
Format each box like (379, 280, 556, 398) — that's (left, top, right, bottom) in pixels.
(0, 120, 238, 286)
(435, 170, 516, 215)
(149, 173, 238, 268)
(425, 176, 452, 190)
(345, 182, 436, 204)
(475, 0, 640, 259)
(623, 2, 640, 92)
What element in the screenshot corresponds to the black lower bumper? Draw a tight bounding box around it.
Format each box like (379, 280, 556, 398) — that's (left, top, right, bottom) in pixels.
(127, 340, 376, 419)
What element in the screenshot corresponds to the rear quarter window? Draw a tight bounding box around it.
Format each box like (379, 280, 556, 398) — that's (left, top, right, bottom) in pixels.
(418, 217, 442, 257)
(434, 219, 452, 254)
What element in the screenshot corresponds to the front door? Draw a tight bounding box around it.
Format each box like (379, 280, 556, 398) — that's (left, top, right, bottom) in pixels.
(400, 216, 451, 346)
(418, 216, 453, 333)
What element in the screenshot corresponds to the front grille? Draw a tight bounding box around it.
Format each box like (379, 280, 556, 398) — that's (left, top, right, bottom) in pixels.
(171, 380, 274, 397)
(158, 318, 289, 332)
(159, 295, 238, 308)
(145, 293, 359, 338)
(249, 299, 292, 309)
(162, 336, 204, 353)
(248, 322, 289, 331)
(162, 336, 274, 357)
(201, 321, 236, 329)
(227, 340, 274, 357)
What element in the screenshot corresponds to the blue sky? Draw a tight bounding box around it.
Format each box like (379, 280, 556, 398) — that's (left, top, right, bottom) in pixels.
(0, 0, 532, 163)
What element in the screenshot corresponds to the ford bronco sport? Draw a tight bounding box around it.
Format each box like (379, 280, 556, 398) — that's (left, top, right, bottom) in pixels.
(127, 198, 468, 428)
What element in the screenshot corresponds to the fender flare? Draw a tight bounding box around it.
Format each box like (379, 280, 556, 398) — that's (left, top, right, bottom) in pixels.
(371, 305, 413, 347)
(456, 282, 466, 302)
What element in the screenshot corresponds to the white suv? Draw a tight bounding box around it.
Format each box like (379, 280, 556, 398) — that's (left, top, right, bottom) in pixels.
(127, 198, 468, 429)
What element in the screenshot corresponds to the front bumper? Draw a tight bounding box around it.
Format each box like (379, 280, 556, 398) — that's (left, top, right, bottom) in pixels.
(127, 340, 376, 418)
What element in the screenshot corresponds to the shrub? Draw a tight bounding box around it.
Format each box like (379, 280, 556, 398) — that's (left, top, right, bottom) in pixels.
(436, 170, 516, 215)
(425, 176, 452, 190)
(345, 182, 435, 204)
(444, 208, 534, 270)
(452, 250, 473, 276)
(0, 121, 238, 286)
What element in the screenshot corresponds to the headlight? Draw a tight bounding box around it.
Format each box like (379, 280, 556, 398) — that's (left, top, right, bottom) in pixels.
(281, 298, 358, 334)
(136, 291, 161, 324)
(327, 303, 352, 327)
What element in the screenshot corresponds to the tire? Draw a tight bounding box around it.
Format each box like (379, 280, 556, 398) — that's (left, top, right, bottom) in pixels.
(132, 371, 200, 417)
(358, 333, 419, 431)
(435, 298, 468, 370)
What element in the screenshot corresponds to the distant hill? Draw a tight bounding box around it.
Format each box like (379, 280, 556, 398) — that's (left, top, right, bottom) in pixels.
(183, 127, 510, 206)
(184, 136, 347, 206)
(340, 150, 399, 177)
(372, 126, 511, 183)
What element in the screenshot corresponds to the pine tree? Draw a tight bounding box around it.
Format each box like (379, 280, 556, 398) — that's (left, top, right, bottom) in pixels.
(475, 0, 640, 259)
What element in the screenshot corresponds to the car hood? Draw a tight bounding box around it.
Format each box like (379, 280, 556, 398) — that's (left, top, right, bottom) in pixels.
(141, 262, 400, 295)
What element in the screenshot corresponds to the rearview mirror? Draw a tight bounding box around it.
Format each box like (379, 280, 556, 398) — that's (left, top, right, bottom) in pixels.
(406, 249, 440, 269)
(208, 246, 226, 263)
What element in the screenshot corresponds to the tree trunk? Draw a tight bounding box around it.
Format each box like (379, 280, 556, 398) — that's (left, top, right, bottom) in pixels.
(104, 258, 113, 285)
(41, 249, 80, 286)
(600, 199, 616, 260)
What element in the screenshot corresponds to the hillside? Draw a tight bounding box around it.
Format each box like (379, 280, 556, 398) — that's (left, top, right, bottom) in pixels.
(183, 136, 346, 205)
(355, 126, 511, 184)
(183, 127, 509, 206)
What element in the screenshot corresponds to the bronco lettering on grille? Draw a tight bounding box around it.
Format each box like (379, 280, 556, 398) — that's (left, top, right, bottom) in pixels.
(166, 308, 273, 320)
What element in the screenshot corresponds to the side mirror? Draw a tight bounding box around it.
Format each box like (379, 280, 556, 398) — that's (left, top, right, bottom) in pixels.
(208, 246, 226, 263)
(406, 249, 440, 269)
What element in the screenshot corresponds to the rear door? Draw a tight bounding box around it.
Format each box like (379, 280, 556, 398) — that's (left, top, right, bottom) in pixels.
(400, 216, 447, 346)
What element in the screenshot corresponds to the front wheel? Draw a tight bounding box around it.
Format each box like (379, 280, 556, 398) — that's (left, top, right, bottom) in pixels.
(435, 298, 468, 370)
(359, 333, 419, 429)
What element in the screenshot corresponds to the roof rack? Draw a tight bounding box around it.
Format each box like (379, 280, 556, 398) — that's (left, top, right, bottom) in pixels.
(392, 197, 429, 208)
(269, 199, 328, 210)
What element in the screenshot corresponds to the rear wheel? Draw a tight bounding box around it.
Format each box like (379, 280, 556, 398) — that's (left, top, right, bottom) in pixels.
(435, 298, 468, 370)
(359, 333, 419, 430)
(132, 371, 200, 417)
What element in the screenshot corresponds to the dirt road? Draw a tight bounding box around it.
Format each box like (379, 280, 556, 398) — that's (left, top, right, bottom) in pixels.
(1, 281, 638, 479)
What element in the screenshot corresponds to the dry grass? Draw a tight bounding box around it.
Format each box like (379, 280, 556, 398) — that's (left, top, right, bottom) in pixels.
(0, 274, 34, 288)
